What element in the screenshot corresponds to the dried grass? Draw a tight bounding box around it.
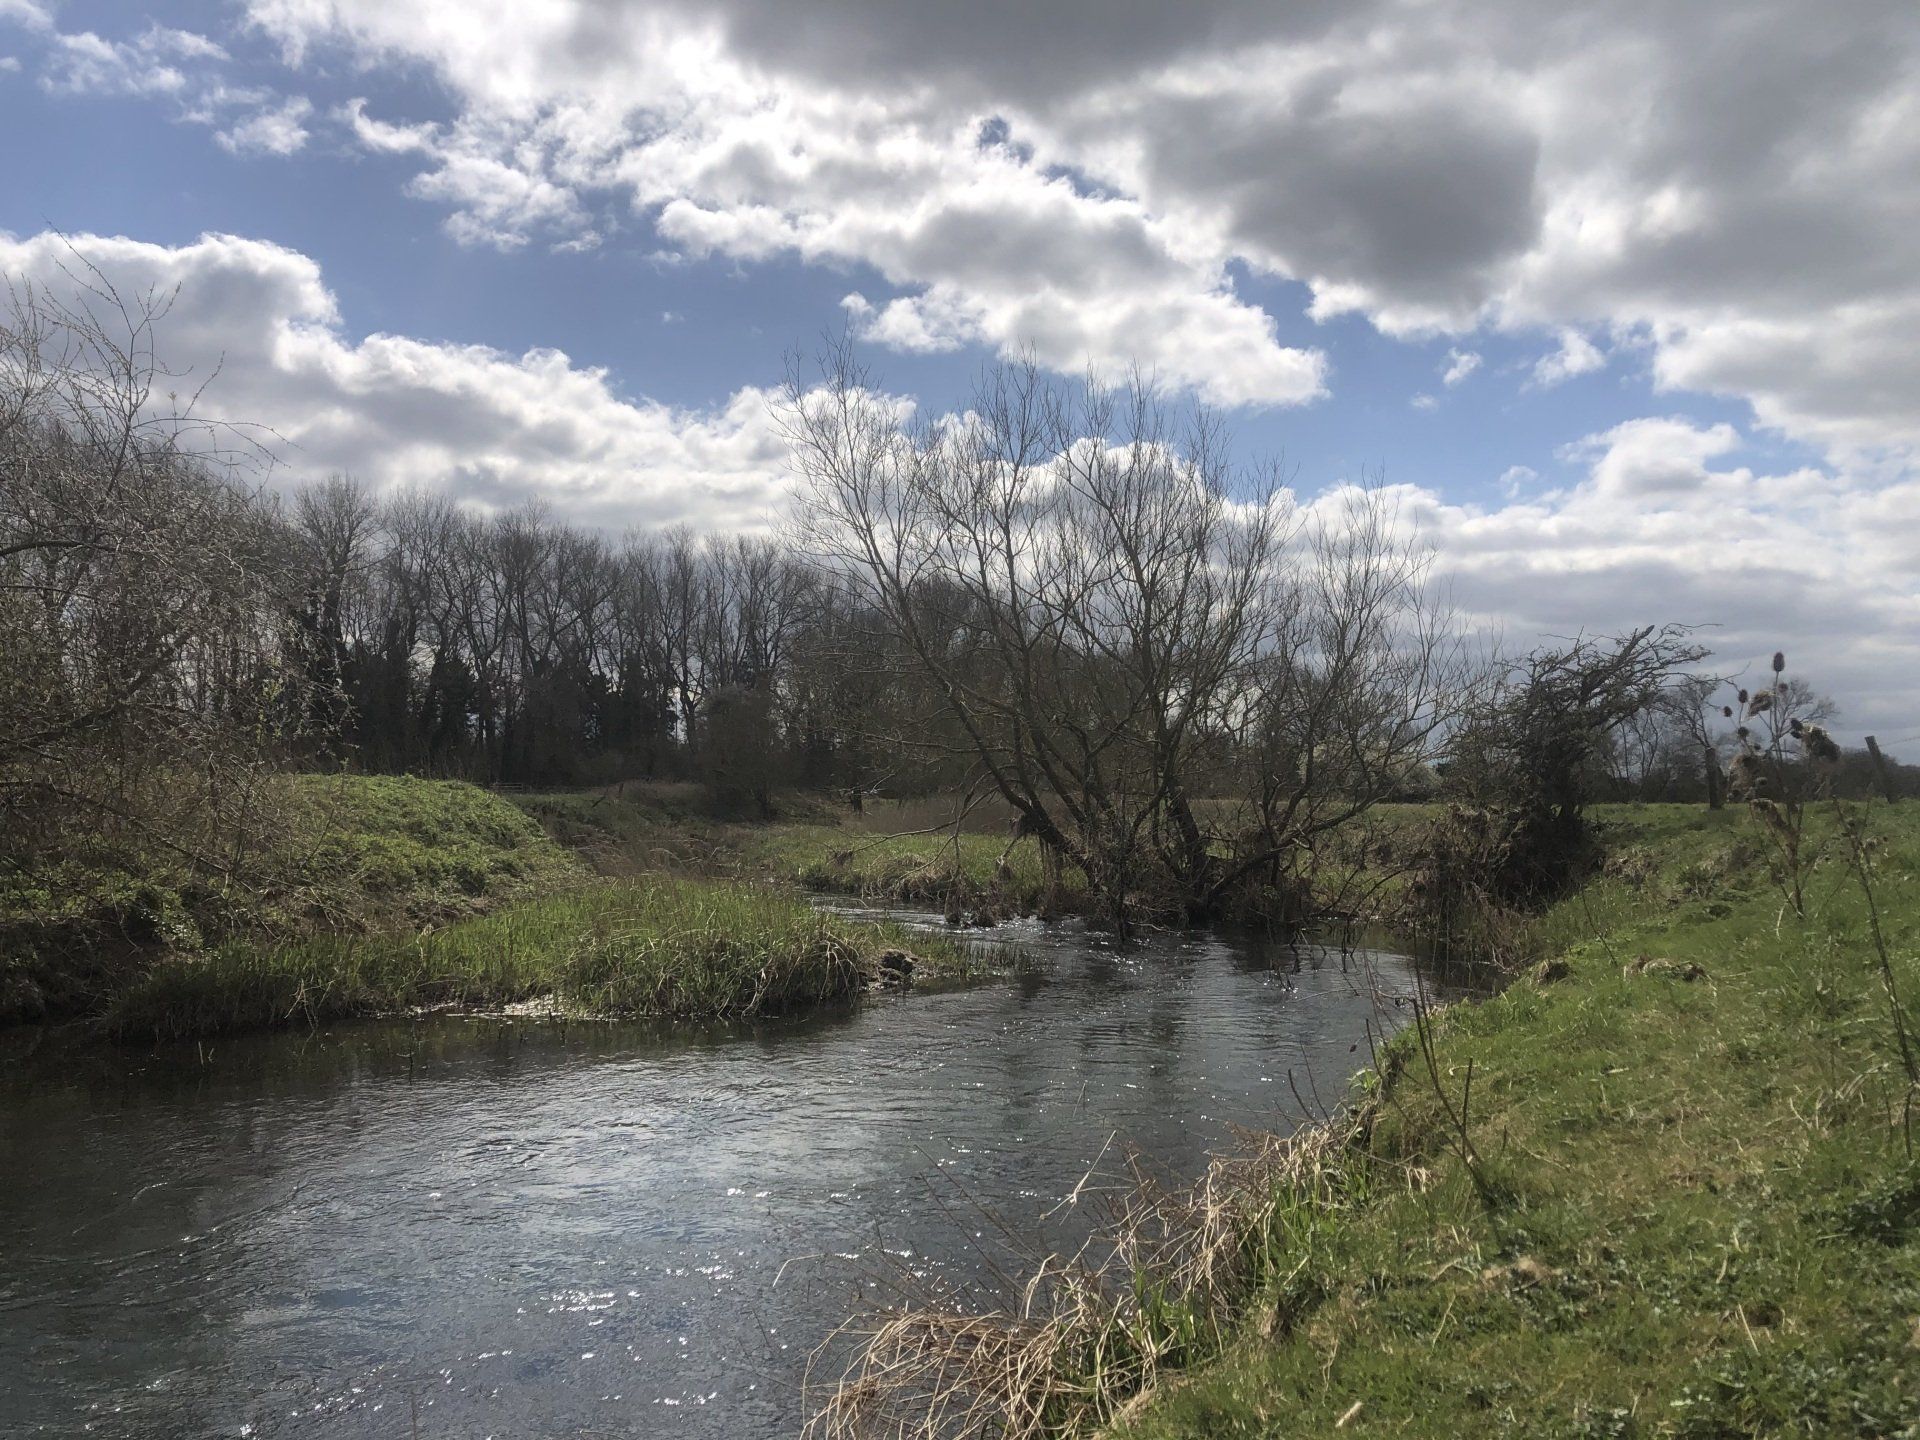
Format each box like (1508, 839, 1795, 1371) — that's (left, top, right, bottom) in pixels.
(803, 1113, 1368, 1439)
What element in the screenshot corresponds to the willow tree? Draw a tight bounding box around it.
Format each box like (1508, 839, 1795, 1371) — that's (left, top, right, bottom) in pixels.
(783, 346, 1465, 927)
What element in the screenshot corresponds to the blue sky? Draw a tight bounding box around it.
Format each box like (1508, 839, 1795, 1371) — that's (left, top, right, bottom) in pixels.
(0, 0, 1914, 734)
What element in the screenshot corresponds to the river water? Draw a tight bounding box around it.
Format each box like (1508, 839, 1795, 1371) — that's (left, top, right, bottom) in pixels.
(0, 911, 1447, 1439)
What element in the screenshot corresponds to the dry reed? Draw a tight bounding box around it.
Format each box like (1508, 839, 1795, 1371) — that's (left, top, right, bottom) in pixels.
(803, 1110, 1369, 1439)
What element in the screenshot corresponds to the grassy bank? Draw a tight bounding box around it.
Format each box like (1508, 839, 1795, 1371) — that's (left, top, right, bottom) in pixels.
(1104, 803, 1920, 1438)
(104, 875, 964, 1039)
(514, 789, 1424, 924)
(5, 775, 973, 1037)
(754, 824, 1090, 917)
(806, 802, 1920, 1438)
(0, 775, 584, 1024)
(507, 787, 1087, 916)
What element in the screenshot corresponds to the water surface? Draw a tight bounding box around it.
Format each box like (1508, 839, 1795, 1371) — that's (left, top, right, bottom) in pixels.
(0, 913, 1442, 1438)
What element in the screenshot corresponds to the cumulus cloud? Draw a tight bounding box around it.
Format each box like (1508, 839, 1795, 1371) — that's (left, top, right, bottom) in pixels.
(0, 230, 794, 530)
(1531, 328, 1606, 387)
(246, 6, 1330, 408)
(1441, 348, 1481, 387)
(1328, 420, 1920, 736)
(215, 94, 312, 155)
(228, 0, 1920, 461)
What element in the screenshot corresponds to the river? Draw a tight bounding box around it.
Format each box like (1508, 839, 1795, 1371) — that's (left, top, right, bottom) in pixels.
(0, 910, 1451, 1439)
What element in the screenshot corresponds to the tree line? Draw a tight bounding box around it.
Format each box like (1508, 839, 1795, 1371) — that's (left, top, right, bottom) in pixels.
(4, 270, 1908, 927)
(282, 478, 863, 797)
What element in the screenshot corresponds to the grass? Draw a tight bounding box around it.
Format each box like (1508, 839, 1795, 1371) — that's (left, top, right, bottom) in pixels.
(752, 825, 1090, 917)
(0, 774, 583, 1023)
(1105, 801, 1920, 1439)
(500, 788, 1094, 918)
(803, 801, 1920, 1438)
(501, 788, 1464, 926)
(105, 875, 972, 1039)
(6, 775, 984, 1036)
(281, 772, 585, 923)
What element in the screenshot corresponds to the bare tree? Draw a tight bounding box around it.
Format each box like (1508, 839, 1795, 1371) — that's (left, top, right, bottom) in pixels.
(782, 345, 1465, 928)
(0, 265, 295, 874)
(288, 474, 377, 745)
(1438, 625, 1709, 904)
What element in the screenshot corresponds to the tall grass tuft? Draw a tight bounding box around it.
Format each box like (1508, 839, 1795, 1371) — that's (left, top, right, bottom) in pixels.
(104, 876, 953, 1039)
(803, 1116, 1367, 1439)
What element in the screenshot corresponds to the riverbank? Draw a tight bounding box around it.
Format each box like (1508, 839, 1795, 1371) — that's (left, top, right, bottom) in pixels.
(3, 776, 968, 1038)
(0, 774, 1691, 1041)
(103, 875, 964, 1039)
(823, 801, 1920, 1438)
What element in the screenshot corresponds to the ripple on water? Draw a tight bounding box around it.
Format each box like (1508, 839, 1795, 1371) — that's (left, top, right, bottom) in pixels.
(0, 921, 1439, 1440)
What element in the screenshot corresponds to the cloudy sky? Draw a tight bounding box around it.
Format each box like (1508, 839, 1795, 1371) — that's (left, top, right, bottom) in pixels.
(2, 0, 1916, 737)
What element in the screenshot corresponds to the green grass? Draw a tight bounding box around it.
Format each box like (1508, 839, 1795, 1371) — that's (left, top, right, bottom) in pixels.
(514, 784, 843, 875)
(0, 774, 583, 1023)
(748, 824, 1089, 915)
(279, 773, 586, 921)
(500, 789, 1093, 916)
(5, 775, 999, 1036)
(1102, 801, 1920, 1439)
(105, 875, 971, 1039)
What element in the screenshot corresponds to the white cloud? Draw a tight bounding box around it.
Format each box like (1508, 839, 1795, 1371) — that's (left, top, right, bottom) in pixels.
(0, 230, 795, 530)
(1647, 298, 1920, 464)
(246, 6, 1330, 409)
(1496, 463, 1537, 497)
(1559, 416, 1739, 497)
(340, 98, 596, 250)
(1531, 327, 1605, 387)
(1441, 347, 1481, 386)
(41, 24, 226, 98)
(1319, 419, 1920, 736)
(216, 94, 312, 156)
(0, 0, 52, 33)
(338, 97, 437, 155)
(11, 12, 319, 168)
(233, 0, 1920, 461)
(1410, 392, 1438, 411)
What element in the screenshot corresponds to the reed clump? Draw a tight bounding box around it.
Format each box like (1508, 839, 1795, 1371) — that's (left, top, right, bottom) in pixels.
(559, 906, 868, 1018)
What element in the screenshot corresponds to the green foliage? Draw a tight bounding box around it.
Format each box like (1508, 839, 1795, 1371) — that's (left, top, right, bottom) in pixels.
(282, 774, 585, 918)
